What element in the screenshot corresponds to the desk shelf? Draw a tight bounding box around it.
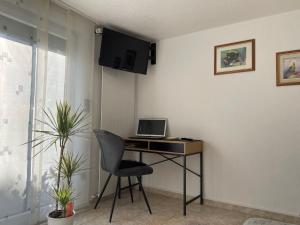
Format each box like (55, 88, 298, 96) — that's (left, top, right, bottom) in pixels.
(124, 138, 203, 155)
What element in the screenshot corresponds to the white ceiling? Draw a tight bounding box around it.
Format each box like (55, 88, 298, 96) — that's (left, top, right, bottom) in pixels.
(57, 0, 300, 40)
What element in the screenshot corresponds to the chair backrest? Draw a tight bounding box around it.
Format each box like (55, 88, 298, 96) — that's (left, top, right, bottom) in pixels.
(94, 129, 124, 174)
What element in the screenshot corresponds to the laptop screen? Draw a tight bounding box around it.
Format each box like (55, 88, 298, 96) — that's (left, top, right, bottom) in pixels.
(137, 119, 166, 137)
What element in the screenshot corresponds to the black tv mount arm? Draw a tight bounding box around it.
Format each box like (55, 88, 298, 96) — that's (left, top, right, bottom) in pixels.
(149, 43, 156, 65)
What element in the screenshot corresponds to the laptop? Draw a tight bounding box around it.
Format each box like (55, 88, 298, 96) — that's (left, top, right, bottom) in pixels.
(129, 118, 167, 139)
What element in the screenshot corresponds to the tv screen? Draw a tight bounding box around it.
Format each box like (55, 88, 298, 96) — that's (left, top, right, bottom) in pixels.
(99, 28, 150, 74)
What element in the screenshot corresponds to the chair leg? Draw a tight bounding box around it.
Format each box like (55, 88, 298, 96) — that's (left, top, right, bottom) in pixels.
(128, 176, 134, 203)
(109, 177, 120, 223)
(137, 176, 152, 214)
(94, 174, 112, 209)
(118, 177, 121, 199)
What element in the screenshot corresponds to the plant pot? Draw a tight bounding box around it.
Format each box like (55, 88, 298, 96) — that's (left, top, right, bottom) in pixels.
(47, 211, 75, 225)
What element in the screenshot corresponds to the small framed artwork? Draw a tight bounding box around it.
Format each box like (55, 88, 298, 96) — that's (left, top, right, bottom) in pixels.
(276, 49, 300, 86)
(214, 39, 255, 75)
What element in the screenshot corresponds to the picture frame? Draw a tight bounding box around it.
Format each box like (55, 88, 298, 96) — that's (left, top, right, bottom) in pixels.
(276, 49, 300, 86)
(214, 39, 255, 75)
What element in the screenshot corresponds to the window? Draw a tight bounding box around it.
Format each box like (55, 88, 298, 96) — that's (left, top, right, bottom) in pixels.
(0, 15, 66, 224)
(0, 33, 33, 221)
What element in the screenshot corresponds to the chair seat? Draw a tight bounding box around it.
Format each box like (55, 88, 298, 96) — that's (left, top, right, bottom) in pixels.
(115, 160, 153, 177)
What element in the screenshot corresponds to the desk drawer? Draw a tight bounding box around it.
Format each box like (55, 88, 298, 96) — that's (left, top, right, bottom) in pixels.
(149, 142, 184, 153)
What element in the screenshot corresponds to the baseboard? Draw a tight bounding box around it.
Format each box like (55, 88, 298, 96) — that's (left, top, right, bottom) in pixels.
(145, 187, 300, 224)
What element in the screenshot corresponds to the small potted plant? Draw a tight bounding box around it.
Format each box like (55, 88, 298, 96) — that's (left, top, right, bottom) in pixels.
(48, 185, 74, 225)
(28, 102, 87, 225)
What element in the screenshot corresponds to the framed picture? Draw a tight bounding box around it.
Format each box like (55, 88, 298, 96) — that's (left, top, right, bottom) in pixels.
(276, 49, 300, 86)
(214, 39, 255, 75)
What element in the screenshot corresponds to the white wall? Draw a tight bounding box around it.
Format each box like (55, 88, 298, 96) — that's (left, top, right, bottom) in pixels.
(136, 10, 300, 216)
(101, 67, 136, 137)
(100, 67, 137, 194)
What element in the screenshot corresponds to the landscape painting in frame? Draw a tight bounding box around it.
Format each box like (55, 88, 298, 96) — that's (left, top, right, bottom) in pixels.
(276, 49, 300, 86)
(214, 39, 255, 75)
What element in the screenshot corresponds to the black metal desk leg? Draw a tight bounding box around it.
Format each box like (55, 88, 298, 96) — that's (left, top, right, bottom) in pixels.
(139, 152, 143, 191)
(200, 152, 203, 204)
(183, 155, 187, 216)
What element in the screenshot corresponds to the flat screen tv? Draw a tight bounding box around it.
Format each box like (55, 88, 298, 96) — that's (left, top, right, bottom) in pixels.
(99, 28, 150, 74)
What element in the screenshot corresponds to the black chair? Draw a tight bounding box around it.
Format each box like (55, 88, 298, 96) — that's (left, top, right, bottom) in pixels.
(94, 129, 153, 222)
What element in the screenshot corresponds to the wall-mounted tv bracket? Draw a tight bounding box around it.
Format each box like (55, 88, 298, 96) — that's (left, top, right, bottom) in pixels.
(149, 43, 156, 65)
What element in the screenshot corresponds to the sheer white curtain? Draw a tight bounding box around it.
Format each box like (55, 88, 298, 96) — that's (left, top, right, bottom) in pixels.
(0, 1, 99, 224)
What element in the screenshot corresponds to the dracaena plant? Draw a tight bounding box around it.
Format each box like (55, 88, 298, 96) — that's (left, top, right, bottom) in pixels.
(29, 101, 88, 216)
(61, 152, 85, 187)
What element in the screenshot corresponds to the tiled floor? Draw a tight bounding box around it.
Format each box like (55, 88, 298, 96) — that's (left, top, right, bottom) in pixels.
(74, 190, 252, 225)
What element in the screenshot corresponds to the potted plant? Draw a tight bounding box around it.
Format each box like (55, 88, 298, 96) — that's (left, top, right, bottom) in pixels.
(29, 101, 87, 225)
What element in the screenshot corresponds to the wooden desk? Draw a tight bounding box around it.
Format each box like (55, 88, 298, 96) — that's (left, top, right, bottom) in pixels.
(124, 138, 203, 216)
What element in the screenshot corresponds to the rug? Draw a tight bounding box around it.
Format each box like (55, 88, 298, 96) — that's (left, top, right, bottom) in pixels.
(243, 218, 296, 225)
